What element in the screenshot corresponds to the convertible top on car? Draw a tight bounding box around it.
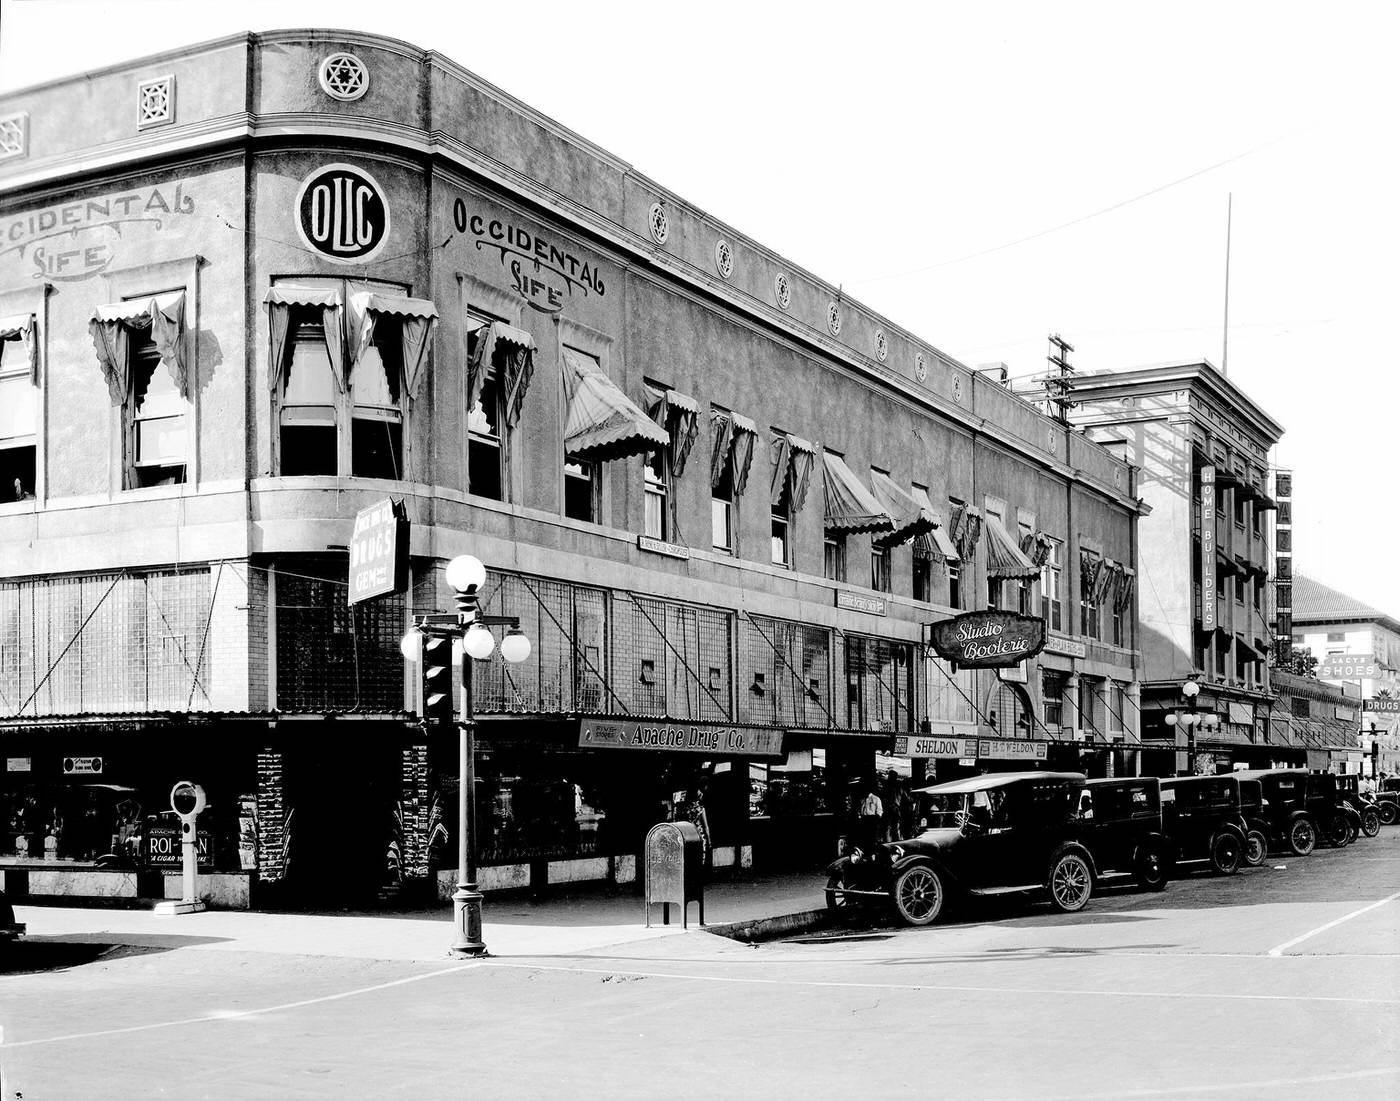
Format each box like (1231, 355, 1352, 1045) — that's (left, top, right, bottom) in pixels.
(913, 771, 1084, 796)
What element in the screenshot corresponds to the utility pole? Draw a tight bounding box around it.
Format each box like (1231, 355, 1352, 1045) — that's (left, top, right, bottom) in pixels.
(1045, 333, 1076, 424)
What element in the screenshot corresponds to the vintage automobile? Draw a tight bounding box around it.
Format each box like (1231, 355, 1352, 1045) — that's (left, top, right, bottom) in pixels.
(824, 771, 1170, 927)
(0, 889, 23, 946)
(1374, 778, 1400, 826)
(1158, 776, 1253, 874)
(1305, 772, 1361, 847)
(1230, 769, 1317, 855)
(1335, 775, 1382, 838)
(1236, 779, 1272, 865)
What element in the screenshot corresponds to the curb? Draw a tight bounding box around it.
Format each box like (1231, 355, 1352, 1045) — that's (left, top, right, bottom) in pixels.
(704, 908, 833, 943)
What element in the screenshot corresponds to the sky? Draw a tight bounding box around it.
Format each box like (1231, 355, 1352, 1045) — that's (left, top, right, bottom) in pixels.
(2, 0, 1398, 615)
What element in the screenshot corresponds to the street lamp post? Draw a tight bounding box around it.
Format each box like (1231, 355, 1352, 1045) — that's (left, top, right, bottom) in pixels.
(403, 554, 530, 957)
(1163, 679, 1220, 775)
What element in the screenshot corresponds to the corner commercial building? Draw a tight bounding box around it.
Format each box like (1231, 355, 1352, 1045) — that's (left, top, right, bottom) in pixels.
(0, 30, 1141, 908)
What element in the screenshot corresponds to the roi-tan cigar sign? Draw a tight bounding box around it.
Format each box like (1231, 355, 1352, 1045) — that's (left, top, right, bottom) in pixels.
(929, 611, 1047, 669)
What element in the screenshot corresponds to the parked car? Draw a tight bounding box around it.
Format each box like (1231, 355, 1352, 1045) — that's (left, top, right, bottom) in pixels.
(1373, 780, 1400, 826)
(0, 890, 23, 945)
(1236, 779, 1272, 865)
(825, 771, 1169, 927)
(1158, 776, 1253, 874)
(1335, 775, 1382, 838)
(1305, 772, 1361, 847)
(1231, 769, 1317, 855)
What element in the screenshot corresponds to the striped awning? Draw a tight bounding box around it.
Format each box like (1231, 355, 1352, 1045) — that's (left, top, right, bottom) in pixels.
(822, 451, 894, 536)
(563, 348, 668, 462)
(469, 321, 535, 428)
(984, 513, 1039, 579)
(646, 384, 701, 478)
(769, 432, 816, 513)
(910, 486, 959, 561)
(91, 290, 189, 402)
(870, 471, 936, 549)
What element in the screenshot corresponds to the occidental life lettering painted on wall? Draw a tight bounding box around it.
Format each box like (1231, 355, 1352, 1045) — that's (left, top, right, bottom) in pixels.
(452, 199, 607, 315)
(0, 184, 196, 282)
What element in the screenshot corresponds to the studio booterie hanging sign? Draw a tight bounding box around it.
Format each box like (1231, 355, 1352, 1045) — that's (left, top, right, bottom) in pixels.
(929, 611, 1047, 669)
(295, 163, 390, 263)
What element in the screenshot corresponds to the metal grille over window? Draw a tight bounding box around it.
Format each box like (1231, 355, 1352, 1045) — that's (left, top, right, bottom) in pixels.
(137, 75, 174, 128)
(611, 592, 733, 722)
(275, 560, 404, 712)
(562, 348, 668, 462)
(740, 614, 832, 728)
(822, 451, 893, 536)
(710, 408, 758, 495)
(318, 52, 369, 101)
(1, 569, 212, 715)
(0, 113, 27, 159)
(840, 633, 913, 732)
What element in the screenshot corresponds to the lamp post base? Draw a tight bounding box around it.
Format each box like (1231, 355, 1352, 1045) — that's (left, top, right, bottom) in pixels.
(450, 881, 488, 957)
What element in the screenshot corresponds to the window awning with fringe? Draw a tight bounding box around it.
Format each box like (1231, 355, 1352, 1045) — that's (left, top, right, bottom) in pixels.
(870, 471, 937, 549)
(91, 290, 189, 404)
(909, 486, 960, 562)
(264, 285, 343, 394)
(644, 384, 700, 479)
(822, 451, 894, 536)
(1020, 531, 1054, 568)
(350, 292, 439, 402)
(0, 313, 38, 385)
(468, 320, 535, 429)
(950, 505, 983, 561)
(1113, 565, 1136, 613)
(1080, 548, 1103, 597)
(562, 348, 668, 462)
(768, 432, 816, 513)
(984, 513, 1039, 579)
(710, 408, 758, 495)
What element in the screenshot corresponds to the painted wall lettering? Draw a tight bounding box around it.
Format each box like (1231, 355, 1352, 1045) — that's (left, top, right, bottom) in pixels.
(295, 163, 389, 263)
(456, 200, 606, 314)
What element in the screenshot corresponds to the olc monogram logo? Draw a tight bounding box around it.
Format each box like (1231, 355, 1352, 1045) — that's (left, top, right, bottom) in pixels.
(295, 163, 390, 263)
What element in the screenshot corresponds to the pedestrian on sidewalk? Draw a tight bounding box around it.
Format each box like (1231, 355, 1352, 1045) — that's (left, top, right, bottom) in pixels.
(858, 781, 883, 851)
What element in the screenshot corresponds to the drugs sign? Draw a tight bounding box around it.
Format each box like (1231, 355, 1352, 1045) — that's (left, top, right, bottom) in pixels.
(348, 498, 409, 605)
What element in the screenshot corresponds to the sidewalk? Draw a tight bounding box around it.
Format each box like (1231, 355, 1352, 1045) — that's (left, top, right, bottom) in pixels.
(12, 870, 827, 963)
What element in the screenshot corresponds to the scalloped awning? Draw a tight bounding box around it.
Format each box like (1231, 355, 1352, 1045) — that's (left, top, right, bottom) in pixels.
(822, 451, 893, 536)
(870, 471, 936, 549)
(563, 348, 668, 462)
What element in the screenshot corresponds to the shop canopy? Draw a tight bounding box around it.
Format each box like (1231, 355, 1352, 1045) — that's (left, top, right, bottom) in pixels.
(909, 486, 960, 561)
(469, 320, 536, 429)
(562, 347, 668, 462)
(821, 451, 894, 536)
(349, 292, 440, 403)
(645, 384, 700, 479)
(870, 471, 937, 549)
(264, 285, 343, 394)
(983, 513, 1039, 579)
(768, 432, 816, 512)
(0, 312, 38, 384)
(90, 290, 189, 404)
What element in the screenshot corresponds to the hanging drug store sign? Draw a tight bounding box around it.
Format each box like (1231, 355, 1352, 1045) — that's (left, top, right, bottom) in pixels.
(579, 719, 784, 758)
(348, 498, 409, 605)
(1200, 466, 1217, 631)
(929, 611, 1046, 669)
(295, 163, 390, 263)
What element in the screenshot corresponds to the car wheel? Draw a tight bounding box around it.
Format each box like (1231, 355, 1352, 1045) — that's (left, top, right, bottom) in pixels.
(1380, 802, 1398, 827)
(1048, 851, 1094, 912)
(1135, 842, 1169, 892)
(891, 864, 945, 927)
(1288, 816, 1316, 856)
(1209, 830, 1242, 875)
(1244, 830, 1268, 868)
(825, 872, 850, 912)
(1361, 809, 1381, 838)
(1323, 816, 1350, 848)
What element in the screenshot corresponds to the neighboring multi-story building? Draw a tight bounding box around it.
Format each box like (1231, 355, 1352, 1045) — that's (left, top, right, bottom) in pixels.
(1063, 362, 1283, 776)
(0, 30, 1142, 908)
(1293, 572, 1400, 775)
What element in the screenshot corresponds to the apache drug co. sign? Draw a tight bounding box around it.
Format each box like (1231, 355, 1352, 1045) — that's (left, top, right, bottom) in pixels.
(929, 611, 1047, 669)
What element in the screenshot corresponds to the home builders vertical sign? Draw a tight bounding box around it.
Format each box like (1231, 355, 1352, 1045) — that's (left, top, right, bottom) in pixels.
(1200, 466, 1217, 632)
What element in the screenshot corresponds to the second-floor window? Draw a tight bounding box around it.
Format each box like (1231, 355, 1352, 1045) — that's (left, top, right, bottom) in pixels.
(564, 455, 598, 522)
(466, 314, 505, 500)
(0, 313, 38, 500)
(948, 561, 962, 609)
(644, 446, 668, 539)
(824, 535, 846, 582)
(871, 544, 891, 593)
(1041, 538, 1062, 631)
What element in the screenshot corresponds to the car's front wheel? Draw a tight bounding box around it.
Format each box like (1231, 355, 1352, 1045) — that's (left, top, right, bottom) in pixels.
(825, 872, 850, 913)
(891, 864, 945, 926)
(1361, 808, 1381, 838)
(1209, 830, 1242, 875)
(1379, 801, 1398, 827)
(1244, 830, 1268, 867)
(1048, 851, 1094, 912)
(1288, 816, 1316, 856)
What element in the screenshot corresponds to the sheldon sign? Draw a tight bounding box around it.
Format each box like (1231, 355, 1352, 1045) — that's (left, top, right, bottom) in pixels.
(929, 611, 1047, 669)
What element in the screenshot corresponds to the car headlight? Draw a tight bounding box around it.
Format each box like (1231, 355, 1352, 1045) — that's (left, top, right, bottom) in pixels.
(890, 845, 904, 862)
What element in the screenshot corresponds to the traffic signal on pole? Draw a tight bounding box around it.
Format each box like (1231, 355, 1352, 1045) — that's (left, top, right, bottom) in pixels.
(422, 634, 456, 726)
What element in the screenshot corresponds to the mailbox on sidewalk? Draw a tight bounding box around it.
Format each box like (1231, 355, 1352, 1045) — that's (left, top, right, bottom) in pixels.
(644, 821, 704, 928)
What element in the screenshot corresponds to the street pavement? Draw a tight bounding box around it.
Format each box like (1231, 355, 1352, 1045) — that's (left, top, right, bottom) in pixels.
(2, 832, 1397, 1100)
